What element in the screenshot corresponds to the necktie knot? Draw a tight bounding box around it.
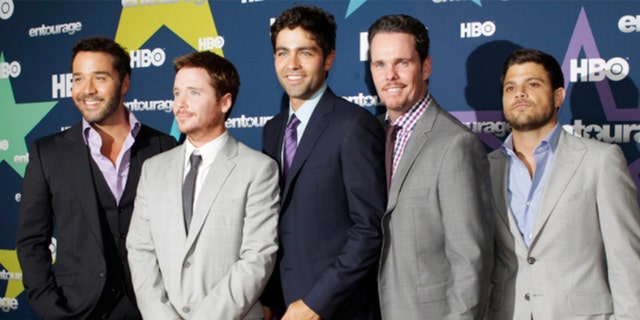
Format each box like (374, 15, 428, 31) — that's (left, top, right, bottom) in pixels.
(287, 114, 300, 130)
(190, 153, 202, 168)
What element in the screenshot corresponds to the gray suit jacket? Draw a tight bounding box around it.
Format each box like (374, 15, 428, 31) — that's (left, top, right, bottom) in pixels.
(488, 129, 640, 319)
(126, 135, 280, 320)
(378, 98, 494, 320)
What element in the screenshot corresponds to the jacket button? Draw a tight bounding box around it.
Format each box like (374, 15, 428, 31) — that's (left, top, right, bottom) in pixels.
(184, 261, 191, 269)
(524, 293, 530, 301)
(527, 257, 536, 264)
(182, 306, 190, 313)
(99, 271, 106, 277)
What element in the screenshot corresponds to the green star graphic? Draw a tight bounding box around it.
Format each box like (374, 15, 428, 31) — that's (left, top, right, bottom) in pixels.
(0, 52, 57, 177)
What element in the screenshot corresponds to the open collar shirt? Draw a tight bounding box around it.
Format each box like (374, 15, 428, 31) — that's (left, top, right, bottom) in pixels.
(501, 124, 561, 247)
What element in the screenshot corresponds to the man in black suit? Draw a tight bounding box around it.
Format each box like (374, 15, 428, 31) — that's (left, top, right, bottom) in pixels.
(16, 37, 176, 320)
(261, 5, 387, 320)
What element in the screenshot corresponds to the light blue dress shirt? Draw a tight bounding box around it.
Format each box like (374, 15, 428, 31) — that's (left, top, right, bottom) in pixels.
(281, 84, 327, 166)
(501, 124, 561, 247)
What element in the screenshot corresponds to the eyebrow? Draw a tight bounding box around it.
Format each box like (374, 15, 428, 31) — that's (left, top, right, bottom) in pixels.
(504, 76, 546, 85)
(275, 46, 320, 52)
(72, 71, 111, 76)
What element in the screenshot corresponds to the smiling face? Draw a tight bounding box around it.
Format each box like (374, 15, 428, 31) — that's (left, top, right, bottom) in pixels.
(274, 27, 335, 111)
(173, 67, 231, 147)
(71, 51, 129, 125)
(502, 62, 565, 133)
(369, 32, 431, 122)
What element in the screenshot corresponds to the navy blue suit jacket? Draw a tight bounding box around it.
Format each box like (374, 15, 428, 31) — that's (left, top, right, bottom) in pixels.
(262, 88, 386, 319)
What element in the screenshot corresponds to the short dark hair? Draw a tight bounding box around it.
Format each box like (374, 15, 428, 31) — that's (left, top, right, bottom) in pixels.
(270, 5, 336, 59)
(501, 48, 564, 90)
(173, 51, 240, 120)
(72, 37, 131, 82)
(367, 14, 430, 62)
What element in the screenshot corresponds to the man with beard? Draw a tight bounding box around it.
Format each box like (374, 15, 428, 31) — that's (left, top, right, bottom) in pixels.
(17, 37, 176, 319)
(368, 14, 493, 319)
(487, 48, 640, 319)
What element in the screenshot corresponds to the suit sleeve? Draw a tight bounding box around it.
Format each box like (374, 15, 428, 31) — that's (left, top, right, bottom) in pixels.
(16, 140, 74, 319)
(191, 157, 280, 320)
(126, 162, 183, 320)
(597, 144, 640, 319)
(302, 111, 386, 318)
(438, 132, 494, 319)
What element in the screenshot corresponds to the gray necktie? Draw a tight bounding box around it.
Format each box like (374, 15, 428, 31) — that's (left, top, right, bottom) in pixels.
(183, 153, 202, 233)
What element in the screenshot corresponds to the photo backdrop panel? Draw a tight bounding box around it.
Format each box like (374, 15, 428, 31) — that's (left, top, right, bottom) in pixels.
(1, 0, 638, 317)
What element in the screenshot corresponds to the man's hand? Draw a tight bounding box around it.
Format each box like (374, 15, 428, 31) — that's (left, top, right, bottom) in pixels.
(263, 306, 273, 320)
(281, 300, 320, 320)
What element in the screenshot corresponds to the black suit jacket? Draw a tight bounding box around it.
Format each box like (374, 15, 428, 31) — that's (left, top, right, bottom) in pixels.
(262, 88, 386, 319)
(16, 122, 176, 320)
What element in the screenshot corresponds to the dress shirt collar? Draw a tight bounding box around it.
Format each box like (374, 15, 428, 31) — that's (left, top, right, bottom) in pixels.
(385, 91, 431, 130)
(82, 108, 141, 144)
(288, 83, 327, 125)
(184, 131, 229, 171)
(501, 123, 562, 157)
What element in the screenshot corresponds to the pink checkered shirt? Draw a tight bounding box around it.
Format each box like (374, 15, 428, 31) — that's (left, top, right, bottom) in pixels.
(387, 93, 431, 178)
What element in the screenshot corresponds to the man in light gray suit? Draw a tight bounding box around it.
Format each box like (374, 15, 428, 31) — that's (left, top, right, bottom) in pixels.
(126, 51, 279, 320)
(368, 14, 494, 319)
(487, 48, 640, 319)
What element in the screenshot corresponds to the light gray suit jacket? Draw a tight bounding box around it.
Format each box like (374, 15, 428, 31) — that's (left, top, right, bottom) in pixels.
(378, 98, 494, 320)
(488, 129, 640, 319)
(126, 135, 280, 320)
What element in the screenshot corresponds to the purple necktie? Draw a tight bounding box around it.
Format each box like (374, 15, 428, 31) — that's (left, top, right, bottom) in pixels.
(283, 115, 300, 178)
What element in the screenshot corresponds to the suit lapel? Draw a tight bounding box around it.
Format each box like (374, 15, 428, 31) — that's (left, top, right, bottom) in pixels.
(489, 151, 530, 250)
(57, 124, 104, 252)
(281, 90, 333, 201)
(161, 145, 189, 245)
(530, 130, 586, 247)
(185, 136, 237, 249)
(489, 151, 511, 228)
(121, 126, 154, 204)
(386, 100, 439, 212)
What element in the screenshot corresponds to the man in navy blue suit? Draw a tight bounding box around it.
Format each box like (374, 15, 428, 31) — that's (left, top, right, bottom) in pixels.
(261, 5, 387, 320)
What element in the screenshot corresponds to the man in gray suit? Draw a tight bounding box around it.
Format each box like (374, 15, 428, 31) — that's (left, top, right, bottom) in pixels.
(487, 48, 640, 319)
(126, 51, 280, 320)
(368, 14, 494, 319)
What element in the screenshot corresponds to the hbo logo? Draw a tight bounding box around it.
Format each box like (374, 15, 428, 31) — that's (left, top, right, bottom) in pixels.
(0, 61, 20, 78)
(460, 21, 496, 38)
(130, 48, 166, 68)
(198, 36, 225, 51)
(570, 58, 630, 82)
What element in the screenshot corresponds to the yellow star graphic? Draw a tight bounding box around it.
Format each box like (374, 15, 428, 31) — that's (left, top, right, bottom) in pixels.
(0, 249, 24, 299)
(115, 1, 223, 55)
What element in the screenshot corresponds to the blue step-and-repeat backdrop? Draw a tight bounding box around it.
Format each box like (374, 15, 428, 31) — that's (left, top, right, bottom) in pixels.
(1, 0, 638, 317)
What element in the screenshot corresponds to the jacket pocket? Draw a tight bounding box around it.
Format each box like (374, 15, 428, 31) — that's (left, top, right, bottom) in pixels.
(417, 282, 446, 304)
(568, 292, 613, 315)
(54, 273, 77, 287)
